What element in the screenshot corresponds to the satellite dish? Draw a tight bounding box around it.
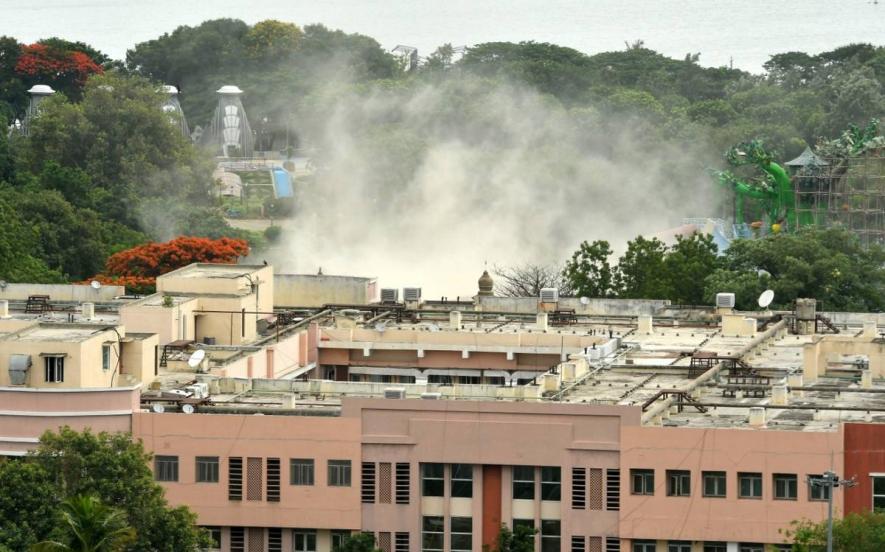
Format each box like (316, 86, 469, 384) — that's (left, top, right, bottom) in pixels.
(182, 404, 195, 414)
(579, 297, 590, 305)
(187, 349, 206, 368)
(374, 322, 387, 333)
(90, 280, 102, 290)
(152, 404, 165, 414)
(758, 289, 775, 309)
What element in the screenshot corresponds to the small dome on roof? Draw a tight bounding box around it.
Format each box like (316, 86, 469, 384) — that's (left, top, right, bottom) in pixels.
(216, 85, 244, 95)
(478, 270, 494, 296)
(163, 85, 179, 95)
(27, 84, 55, 95)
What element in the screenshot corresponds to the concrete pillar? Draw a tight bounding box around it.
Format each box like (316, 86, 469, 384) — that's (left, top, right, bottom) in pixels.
(862, 370, 873, 389)
(82, 302, 95, 320)
(748, 407, 766, 427)
(281, 394, 297, 408)
(266, 348, 274, 378)
(449, 311, 462, 329)
(771, 385, 788, 406)
(802, 343, 820, 382)
(788, 373, 804, 398)
(638, 314, 653, 334)
(0, 300, 8, 318)
(536, 312, 548, 332)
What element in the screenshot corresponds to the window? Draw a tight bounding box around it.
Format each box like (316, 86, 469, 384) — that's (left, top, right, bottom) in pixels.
(44, 356, 64, 383)
(266, 458, 280, 502)
(631, 469, 654, 495)
(155, 455, 178, 482)
(703, 471, 726, 498)
(331, 531, 351, 550)
(230, 527, 244, 552)
(195, 456, 219, 483)
(202, 526, 221, 549)
(669, 542, 691, 552)
(512, 519, 535, 544)
(739, 472, 762, 499)
(541, 520, 561, 552)
(361, 462, 376, 503)
(667, 470, 690, 497)
(451, 464, 473, 498)
(541, 466, 561, 501)
(422, 516, 444, 552)
(633, 541, 656, 552)
(606, 468, 620, 510)
(572, 467, 586, 508)
(809, 474, 831, 501)
(229, 457, 242, 500)
(290, 459, 314, 485)
(102, 344, 111, 371)
(421, 463, 444, 497)
(774, 473, 798, 500)
(395, 462, 410, 504)
(738, 544, 763, 552)
(513, 466, 535, 500)
(874, 476, 885, 511)
(328, 460, 351, 487)
(703, 543, 727, 552)
(268, 528, 282, 552)
(450, 517, 472, 552)
(293, 530, 317, 552)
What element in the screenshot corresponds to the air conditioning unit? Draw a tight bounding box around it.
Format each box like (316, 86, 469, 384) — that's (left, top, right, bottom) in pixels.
(420, 392, 441, 400)
(403, 287, 422, 302)
(716, 293, 736, 308)
(540, 288, 559, 303)
(8, 354, 31, 385)
(384, 387, 406, 399)
(380, 288, 399, 303)
(184, 382, 209, 399)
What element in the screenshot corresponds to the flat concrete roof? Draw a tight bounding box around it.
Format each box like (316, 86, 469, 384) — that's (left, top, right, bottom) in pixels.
(2, 323, 113, 343)
(161, 263, 267, 280)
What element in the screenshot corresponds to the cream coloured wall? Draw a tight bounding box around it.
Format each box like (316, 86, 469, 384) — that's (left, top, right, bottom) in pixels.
(120, 296, 198, 346)
(121, 334, 158, 387)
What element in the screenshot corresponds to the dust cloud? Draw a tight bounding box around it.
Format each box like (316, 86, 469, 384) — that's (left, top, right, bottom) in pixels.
(266, 77, 717, 297)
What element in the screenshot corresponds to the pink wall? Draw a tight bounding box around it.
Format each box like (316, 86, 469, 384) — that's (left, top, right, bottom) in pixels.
(133, 412, 362, 530)
(620, 426, 844, 545)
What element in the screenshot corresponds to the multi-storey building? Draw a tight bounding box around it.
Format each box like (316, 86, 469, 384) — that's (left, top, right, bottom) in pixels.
(2, 264, 885, 552)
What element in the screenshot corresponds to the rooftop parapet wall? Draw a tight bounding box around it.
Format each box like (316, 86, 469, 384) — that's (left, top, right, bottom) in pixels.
(476, 296, 669, 315)
(274, 274, 377, 307)
(0, 283, 125, 302)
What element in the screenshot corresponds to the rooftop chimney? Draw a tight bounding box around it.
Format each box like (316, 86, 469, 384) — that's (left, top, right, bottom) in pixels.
(748, 407, 766, 427)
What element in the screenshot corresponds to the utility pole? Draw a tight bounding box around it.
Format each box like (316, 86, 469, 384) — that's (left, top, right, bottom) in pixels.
(809, 471, 856, 552)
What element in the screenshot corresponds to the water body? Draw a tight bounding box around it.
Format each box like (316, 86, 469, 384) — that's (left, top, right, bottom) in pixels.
(1, 0, 882, 71)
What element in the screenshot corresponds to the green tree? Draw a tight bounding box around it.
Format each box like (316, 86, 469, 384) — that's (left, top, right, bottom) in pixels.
(564, 240, 616, 298)
(0, 459, 60, 551)
(487, 524, 537, 552)
(27, 428, 210, 552)
(661, 233, 720, 305)
(615, 236, 669, 298)
(333, 532, 381, 552)
(784, 511, 885, 551)
(244, 20, 303, 60)
(32, 495, 135, 552)
(0, 193, 64, 283)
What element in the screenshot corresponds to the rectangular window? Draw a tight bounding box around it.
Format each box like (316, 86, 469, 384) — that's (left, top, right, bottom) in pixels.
(631, 469, 654, 495)
(228, 457, 243, 500)
(540, 520, 561, 552)
(450, 516, 472, 552)
(422, 516, 444, 552)
(395, 462, 410, 504)
(196, 456, 219, 483)
(633, 541, 656, 552)
(290, 459, 314, 485)
(572, 467, 587, 508)
(739, 472, 762, 499)
(774, 473, 798, 500)
(102, 344, 111, 371)
(328, 460, 351, 487)
(202, 526, 221, 549)
(667, 470, 691, 497)
(702, 471, 726, 498)
(44, 356, 64, 383)
(421, 463, 444, 497)
(266, 457, 280, 502)
(395, 532, 409, 552)
(703, 543, 727, 552)
(606, 537, 620, 552)
(331, 531, 350, 550)
(738, 544, 763, 552)
(669, 541, 691, 552)
(293, 530, 317, 552)
(362, 462, 376, 503)
(155, 455, 178, 482)
(268, 528, 282, 552)
(809, 474, 831, 501)
(874, 476, 885, 511)
(451, 464, 473, 498)
(606, 468, 621, 510)
(571, 535, 586, 552)
(512, 519, 535, 545)
(230, 527, 244, 552)
(513, 466, 535, 500)
(541, 467, 561, 501)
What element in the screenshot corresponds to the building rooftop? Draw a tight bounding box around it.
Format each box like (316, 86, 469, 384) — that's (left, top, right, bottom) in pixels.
(1, 323, 115, 343)
(161, 263, 267, 280)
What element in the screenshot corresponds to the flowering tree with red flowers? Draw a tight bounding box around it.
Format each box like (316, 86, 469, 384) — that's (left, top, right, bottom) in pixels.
(89, 236, 249, 294)
(15, 43, 103, 99)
